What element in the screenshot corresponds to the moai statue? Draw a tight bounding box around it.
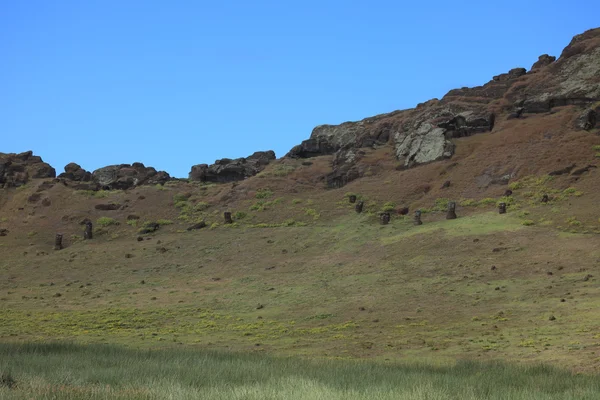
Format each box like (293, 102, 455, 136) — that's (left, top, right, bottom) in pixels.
(446, 201, 457, 220)
(355, 201, 364, 214)
(380, 212, 391, 225)
(541, 194, 549, 203)
(413, 210, 423, 226)
(498, 202, 507, 214)
(224, 212, 233, 224)
(54, 233, 63, 250)
(504, 189, 513, 197)
(83, 221, 93, 240)
(348, 195, 357, 204)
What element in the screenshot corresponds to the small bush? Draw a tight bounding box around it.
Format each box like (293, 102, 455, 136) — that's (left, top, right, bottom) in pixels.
(255, 189, 274, 199)
(194, 202, 210, 211)
(292, 199, 302, 205)
(234, 211, 247, 220)
(592, 145, 600, 151)
(304, 208, 320, 220)
(508, 181, 524, 191)
(173, 193, 191, 203)
(210, 222, 219, 230)
(566, 217, 582, 226)
(381, 202, 396, 212)
(156, 219, 173, 225)
(478, 198, 497, 206)
(27, 231, 37, 238)
(459, 198, 477, 207)
(521, 220, 535, 226)
(97, 217, 118, 227)
(126, 219, 138, 227)
(271, 165, 295, 177)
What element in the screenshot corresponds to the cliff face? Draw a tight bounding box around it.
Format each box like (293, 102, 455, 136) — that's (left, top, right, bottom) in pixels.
(286, 27, 600, 187)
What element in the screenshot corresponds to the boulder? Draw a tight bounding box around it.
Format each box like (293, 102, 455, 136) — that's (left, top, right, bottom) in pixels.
(58, 163, 92, 181)
(188, 151, 276, 183)
(575, 108, 597, 130)
(530, 54, 556, 71)
(92, 163, 171, 190)
(0, 151, 55, 188)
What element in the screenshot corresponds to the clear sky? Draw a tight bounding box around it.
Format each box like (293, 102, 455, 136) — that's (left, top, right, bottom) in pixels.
(2, 1, 599, 178)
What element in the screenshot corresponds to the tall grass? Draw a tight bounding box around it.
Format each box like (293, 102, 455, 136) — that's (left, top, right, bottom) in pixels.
(1, 342, 598, 399)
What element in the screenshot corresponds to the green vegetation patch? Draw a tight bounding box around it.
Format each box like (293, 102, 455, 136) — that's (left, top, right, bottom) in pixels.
(96, 217, 118, 227)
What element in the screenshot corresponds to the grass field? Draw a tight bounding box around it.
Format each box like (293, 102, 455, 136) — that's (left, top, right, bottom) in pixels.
(1, 342, 599, 399)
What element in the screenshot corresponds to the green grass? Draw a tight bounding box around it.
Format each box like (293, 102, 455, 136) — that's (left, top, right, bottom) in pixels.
(383, 212, 523, 244)
(255, 189, 274, 199)
(1, 342, 598, 400)
(96, 217, 118, 227)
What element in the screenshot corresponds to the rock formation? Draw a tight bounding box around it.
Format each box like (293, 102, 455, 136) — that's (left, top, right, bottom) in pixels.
(285, 27, 600, 188)
(189, 151, 275, 183)
(0, 151, 56, 188)
(92, 163, 171, 190)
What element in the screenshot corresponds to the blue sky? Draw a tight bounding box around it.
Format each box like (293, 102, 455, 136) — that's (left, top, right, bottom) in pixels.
(2, 1, 599, 178)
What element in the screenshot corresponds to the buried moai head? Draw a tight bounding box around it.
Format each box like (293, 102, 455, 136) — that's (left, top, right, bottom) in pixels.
(504, 189, 513, 197)
(54, 233, 63, 250)
(355, 201, 364, 213)
(446, 201, 457, 220)
(83, 221, 93, 240)
(413, 210, 423, 226)
(498, 202, 507, 214)
(541, 194, 549, 203)
(224, 212, 233, 224)
(380, 212, 391, 225)
(348, 195, 357, 204)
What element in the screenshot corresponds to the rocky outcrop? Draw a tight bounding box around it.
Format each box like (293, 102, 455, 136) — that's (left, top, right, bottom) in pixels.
(530, 54, 556, 71)
(189, 151, 276, 183)
(506, 28, 600, 114)
(92, 163, 171, 190)
(325, 148, 365, 188)
(0, 151, 56, 188)
(283, 27, 600, 188)
(58, 163, 92, 181)
(575, 108, 597, 130)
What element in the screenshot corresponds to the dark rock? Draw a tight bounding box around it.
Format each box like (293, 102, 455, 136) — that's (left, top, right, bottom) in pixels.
(127, 214, 140, 220)
(137, 236, 144, 242)
(571, 165, 597, 176)
(397, 207, 409, 215)
(92, 163, 171, 190)
(504, 190, 513, 197)
(530, 54, 556, 70)
(0, 228, 8, 236)
(95, 203, 121, 211)
(441, 180, 451, 189)
(0, 151, 55, 187)
(549, 164, 576, 176)
(549, 315, 556, 321)
(189, 151, 276, 183)
(58, 163, 92, 181)
(187, 221, 207, 231)
(541, 194, 549, 203)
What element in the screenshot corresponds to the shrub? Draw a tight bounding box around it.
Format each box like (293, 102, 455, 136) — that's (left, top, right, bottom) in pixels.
(459, 198, 477, 207)
(521, 220, 535, 226)
(156, 219, 173, 225)
(97, 217, 118, 227)
(193, 202, 210, 211)
(478, 198, 497, 206)
(381, 202, 396, 212)
(255, 189, 273, 199)
(566, 217, 582, 226)
(173, 193, 191, 203)
(292, 199, 302, 205)
(592, 145, 600, 151)
(304, 208, 320, 220)
(234, 211, 247, 220)
(126, 220, 138, 227)
(210, 222, 219, 230)
(508, 181, 524, 191)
